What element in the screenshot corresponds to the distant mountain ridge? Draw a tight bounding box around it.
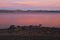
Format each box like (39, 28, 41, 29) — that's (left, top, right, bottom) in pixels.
(0, 10, 60, 13)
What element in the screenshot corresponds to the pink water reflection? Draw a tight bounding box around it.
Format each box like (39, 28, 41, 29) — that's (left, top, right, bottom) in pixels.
(0, 13, 60, 28)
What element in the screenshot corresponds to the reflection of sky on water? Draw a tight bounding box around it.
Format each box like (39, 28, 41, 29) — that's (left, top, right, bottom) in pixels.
(0, 13, 60, 28)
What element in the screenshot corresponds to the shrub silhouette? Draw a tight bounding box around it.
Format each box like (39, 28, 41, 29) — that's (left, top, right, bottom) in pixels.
(17, 26, 20, 28)
(16, 26, 21, 32)
(39, 24, 42, 27)
(8, 25, 16, 33)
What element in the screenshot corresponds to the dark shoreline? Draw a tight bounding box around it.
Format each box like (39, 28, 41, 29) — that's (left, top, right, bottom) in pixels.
(0, 25, 60, 40)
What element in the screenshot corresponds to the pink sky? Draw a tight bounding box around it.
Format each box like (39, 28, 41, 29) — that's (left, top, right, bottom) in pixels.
(0, 0, 60, 10)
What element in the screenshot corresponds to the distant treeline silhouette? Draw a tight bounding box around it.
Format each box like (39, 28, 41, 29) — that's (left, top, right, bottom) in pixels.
(0, 10, 60, 13)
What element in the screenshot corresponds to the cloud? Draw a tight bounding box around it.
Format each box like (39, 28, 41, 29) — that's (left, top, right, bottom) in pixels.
(0, 0, 60, 10)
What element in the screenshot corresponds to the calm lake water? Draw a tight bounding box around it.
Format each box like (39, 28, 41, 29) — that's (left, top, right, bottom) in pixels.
(0, 12, 60, 28)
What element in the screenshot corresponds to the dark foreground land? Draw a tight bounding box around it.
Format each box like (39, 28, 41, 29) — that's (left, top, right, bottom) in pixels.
(0, 25, 60, 40)
(0, 36, 60, 40)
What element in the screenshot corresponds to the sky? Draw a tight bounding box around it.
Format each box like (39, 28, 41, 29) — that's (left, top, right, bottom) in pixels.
(0, 0, 60, 10)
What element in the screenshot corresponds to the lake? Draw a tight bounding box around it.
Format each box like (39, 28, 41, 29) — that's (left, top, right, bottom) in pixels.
(0, 12, 60, 29)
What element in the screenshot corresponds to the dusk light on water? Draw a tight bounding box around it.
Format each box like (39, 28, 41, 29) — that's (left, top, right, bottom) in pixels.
(0, 0, 60, 40)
